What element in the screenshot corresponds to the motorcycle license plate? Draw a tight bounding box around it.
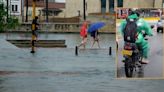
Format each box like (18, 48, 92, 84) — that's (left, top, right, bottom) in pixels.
(122, 50, 132, 56)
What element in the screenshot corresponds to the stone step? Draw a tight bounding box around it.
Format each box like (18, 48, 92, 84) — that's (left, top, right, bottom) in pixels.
(7, 40, 65, 44)
(7, 40, 67, 48)
(14, 44, 67, 48)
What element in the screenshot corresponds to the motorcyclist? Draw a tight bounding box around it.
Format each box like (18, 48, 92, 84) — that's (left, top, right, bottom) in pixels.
(119, 10, 153, 64)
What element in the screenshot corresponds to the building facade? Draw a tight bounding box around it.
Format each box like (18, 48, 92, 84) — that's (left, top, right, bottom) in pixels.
(10, 0, 21, 16)
(1, 0, 22, 16)
(65, 0, 116, 18)
(2, 0, 162, 22)
(24, 0, 65, 21)
(123, 0, 163, 8)
(65, 0, 164, 18)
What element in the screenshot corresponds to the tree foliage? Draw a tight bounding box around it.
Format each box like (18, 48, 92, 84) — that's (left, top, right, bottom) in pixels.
(0, 3, 19, 31)
(0, 3, 6, 31)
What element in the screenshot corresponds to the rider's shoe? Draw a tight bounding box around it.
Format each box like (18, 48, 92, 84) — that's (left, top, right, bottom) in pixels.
(141, 58, 149, 64)
(136, 62, 142, 67)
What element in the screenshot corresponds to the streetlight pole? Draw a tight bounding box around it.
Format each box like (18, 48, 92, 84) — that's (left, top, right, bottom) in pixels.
(83, 0, 86, 20)
(25, 0, 28, 22)
(22, 0, 24, 22)
(7, 0, 8, 22)
(46, 0, 48, 22)
(162, 0, 164, 15)
(31, 0, 36, 53)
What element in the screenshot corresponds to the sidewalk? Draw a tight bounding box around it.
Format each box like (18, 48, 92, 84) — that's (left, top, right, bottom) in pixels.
(0, 39, 17, 49)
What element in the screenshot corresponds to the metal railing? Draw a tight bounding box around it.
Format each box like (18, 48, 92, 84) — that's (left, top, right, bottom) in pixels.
(6, 21, 115, 33)
(19, 23, 82, 32)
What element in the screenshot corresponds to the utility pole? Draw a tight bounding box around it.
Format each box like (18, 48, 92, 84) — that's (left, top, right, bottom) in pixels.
(46, 0, 48, 22)
(83, 0, 86, 20)
(22, 0, 24, 22)
(7, 0, 8, 22)
(25, 0, 28, 22)
(162, 0, 164, 15)
(31, 0, 36, 53)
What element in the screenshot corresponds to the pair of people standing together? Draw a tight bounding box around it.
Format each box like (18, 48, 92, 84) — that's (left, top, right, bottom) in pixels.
(78, 21, 100, 49)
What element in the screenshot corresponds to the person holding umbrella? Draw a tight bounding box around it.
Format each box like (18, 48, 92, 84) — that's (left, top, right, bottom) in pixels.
(78, 21, 88, 49)
(88, 22, 105, 48)
(91, 30, 100, 48)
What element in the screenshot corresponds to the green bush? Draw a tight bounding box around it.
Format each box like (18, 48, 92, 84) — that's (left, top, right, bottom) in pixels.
(0, 3, 19, 31)
(0, 3, 6, 31)
(7, 17, 20, 29)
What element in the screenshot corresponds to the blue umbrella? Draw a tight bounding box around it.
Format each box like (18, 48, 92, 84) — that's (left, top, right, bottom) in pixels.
(88, 22, 105, 33)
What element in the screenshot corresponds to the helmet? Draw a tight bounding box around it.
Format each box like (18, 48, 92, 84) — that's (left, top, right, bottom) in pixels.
(129, 9, 140, 17)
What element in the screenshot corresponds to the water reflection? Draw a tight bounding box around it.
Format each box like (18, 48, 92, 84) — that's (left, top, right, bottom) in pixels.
(138, 66, 144, 78)
(0, 77, 5, 92)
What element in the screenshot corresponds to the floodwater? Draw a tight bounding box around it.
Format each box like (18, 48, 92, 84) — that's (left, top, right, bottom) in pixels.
(0, 33, 164, 92)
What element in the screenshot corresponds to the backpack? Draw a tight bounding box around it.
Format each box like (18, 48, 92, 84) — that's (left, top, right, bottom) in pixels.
(123, 18, 138, 43)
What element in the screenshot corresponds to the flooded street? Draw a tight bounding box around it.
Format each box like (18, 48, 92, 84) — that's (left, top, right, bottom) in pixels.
(0, 33, 164, 92)
(3, 33, 115, 48)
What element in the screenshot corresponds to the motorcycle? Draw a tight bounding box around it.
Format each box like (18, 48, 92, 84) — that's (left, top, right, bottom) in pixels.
(122, 33, 147, 77)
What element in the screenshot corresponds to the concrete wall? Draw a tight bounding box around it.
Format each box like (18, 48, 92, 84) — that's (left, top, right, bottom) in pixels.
(24, 7, 42, 17)
(154, 0, 163, 8)
(86, 0, 101, 14)
(65, 0, 83, 17)
(138, 0, 154, 8)
(23, 7, 66, 21)
(123, 0, 163, 8)
(65, 0, 100, 18)
(123, 0, 138, 8)
(58, 9, 66, 18)
(23, 7, 42, 21)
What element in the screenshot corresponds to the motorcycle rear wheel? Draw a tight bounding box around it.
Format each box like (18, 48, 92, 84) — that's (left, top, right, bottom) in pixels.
(125, 60, 134, 77)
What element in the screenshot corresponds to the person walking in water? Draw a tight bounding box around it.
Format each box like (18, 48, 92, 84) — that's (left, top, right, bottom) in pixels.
(78, 21, 88, 49)
(91, 30, 100, 48)
(32, 16, 39, 41)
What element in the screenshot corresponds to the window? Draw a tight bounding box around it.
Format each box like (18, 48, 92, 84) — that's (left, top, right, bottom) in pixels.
(12, 5, 14, 11)
(117, 0, 123, 7)
(109, 0, 114, 13)
(11, 4, 18, 12)
(101, 0, 106, 13)
(28, 10, 32, 16)
(15, 5, 18, 12)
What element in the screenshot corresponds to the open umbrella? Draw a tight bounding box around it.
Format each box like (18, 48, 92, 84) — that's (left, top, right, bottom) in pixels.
(88, 22, 105, 33)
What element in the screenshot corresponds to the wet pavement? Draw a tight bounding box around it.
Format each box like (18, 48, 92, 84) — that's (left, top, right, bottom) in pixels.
(0, 33, 164, 92)
(0, 48, 114, 92)
(0, 33, 116, 92)
(3, 33, 115, 48)
(117, 21, 163, 78)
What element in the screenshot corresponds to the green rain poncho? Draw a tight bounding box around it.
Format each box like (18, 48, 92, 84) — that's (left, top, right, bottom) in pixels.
(119, 14, 153, 58)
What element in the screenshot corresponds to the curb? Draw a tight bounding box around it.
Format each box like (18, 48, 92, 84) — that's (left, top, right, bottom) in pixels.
(0, 31, 116, 34)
